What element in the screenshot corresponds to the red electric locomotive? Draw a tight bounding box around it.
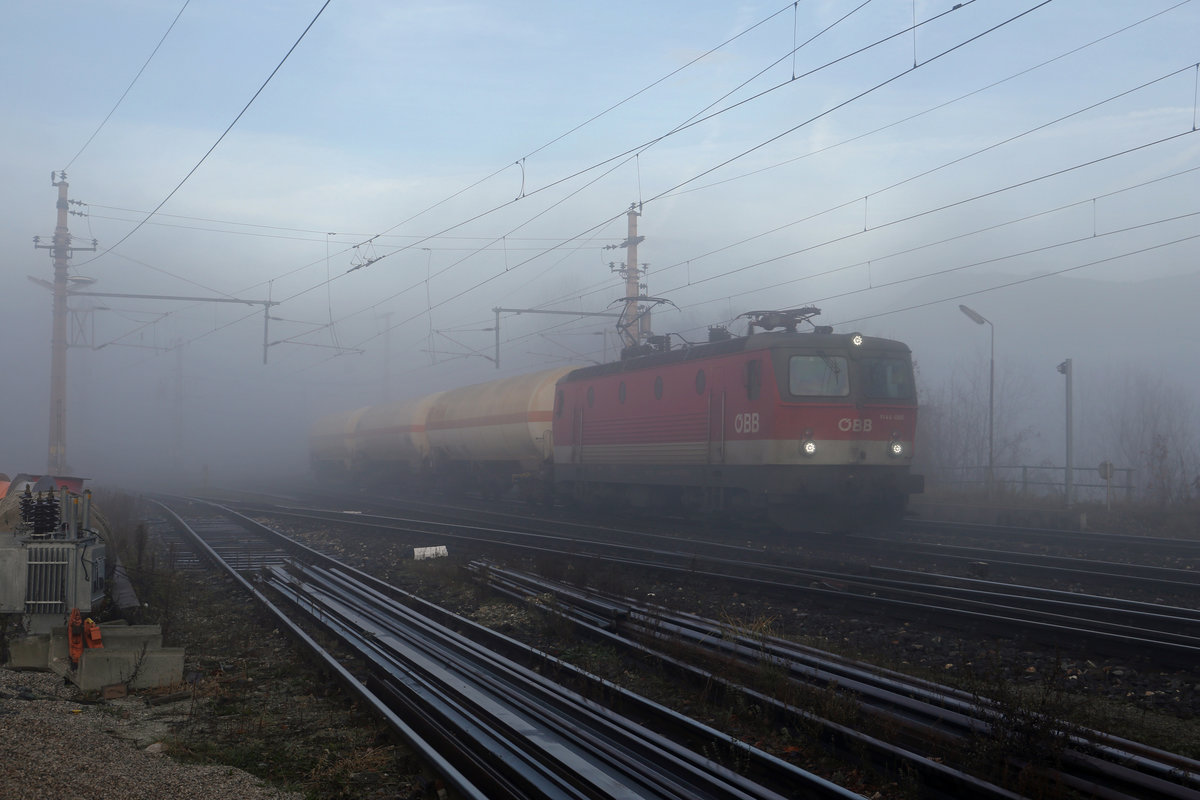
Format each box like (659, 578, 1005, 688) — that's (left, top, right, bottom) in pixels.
(311, 308, 921, 531)
(551, 308, 921, 530)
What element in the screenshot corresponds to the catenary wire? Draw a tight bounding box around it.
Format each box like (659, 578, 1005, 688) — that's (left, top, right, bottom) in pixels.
(72, 0, 332, 268)
(452, 141, 1200, 364)
(93, 0, 1002, 360)
(84, 0, 821, 345)
(63, 0, 191, 171)
(321, 0, 1062, 358)
(513, 0, 1198, 315)
(105, 0, 1180, 376)
(264, 0, 1036, 364)
(342, 0, 979, 276)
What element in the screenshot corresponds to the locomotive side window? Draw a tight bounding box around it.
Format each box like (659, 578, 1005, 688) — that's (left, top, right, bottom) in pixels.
(555, 390, 564, 417)
(861, 357, 914, 400)
(587, 386, 595, 408)
(789, 355, 849, 397)
(654, 375, 664, 400)
(618, 381, 626, 404)
(695, 369, 706, 395)
(745, 360, 761, 401)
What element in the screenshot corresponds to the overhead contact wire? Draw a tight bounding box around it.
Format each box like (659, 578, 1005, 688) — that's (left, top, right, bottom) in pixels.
(342, 0, 959, 276)
(73, 0, 333, 268)
(64, 0, 191, 171)
(294, 0, 996, 360)
(518, 0, 1198, 314)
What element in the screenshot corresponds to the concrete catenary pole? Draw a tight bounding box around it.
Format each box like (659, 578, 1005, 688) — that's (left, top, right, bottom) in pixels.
(34, 174, 94, 474)
(622, 205, 642, 349)
(611, 203, 647, 351)
(49, 178, 70, 474)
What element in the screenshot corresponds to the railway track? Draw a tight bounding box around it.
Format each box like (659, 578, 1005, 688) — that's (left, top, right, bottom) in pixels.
(848, 534, 1200, 596)
(227, 499, 1200, 666)
(902, 519, 1200, 558)
(476, 562, 1200, 800)
(150, 496, 864, 800)
(178, 491, 1200, 797)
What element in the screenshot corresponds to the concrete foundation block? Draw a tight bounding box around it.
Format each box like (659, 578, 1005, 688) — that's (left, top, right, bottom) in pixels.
(6, 635, 49, 669)
(4, 621, 183, 692)
(76, 647, 185, 692)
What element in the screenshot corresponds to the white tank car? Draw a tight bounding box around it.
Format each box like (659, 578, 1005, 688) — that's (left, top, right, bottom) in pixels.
(310, 406, 370, 474)
(426, 367, 576, 469)
(353, 392, 445, 473)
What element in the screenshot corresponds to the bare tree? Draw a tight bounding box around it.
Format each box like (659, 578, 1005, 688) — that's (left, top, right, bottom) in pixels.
(1099, 369, 1200, 506)
(915, 355, 1037, 493)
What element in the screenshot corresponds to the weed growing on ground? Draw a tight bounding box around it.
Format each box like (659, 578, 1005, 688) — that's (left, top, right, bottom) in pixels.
(954, 652, 1084, 797)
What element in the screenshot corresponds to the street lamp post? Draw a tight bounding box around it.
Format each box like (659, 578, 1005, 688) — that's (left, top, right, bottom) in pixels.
(959, 304, 994, 497)
(1057, 358, 1074, 507)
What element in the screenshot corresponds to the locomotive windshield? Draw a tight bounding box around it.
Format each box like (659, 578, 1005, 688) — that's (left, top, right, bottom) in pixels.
(789, 355, 849, 396)
(860, 356, 914, 400)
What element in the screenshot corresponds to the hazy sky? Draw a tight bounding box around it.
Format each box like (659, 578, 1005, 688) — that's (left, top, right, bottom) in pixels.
(1, 0, 1197, 483)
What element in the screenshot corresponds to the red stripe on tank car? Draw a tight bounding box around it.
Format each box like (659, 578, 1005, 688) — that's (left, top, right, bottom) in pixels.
(427, 410, 552, 431)
(353, 424, 427, 437)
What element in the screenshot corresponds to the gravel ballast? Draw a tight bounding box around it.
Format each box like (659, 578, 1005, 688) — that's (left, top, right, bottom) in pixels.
(0, 668, 301, 800)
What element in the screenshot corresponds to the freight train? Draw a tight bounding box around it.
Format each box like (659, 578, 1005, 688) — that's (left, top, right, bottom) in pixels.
(310, 309, 922, 530)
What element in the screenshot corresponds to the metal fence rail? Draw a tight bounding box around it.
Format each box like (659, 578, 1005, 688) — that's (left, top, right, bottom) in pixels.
(922, 464, 1136, 505)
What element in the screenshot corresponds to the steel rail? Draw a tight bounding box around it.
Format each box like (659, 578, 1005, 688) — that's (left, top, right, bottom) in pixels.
(901, 520, 1200, 555)
(764, 567, 1200, 647)
(232, 502, 1200, 662)
(473, 565, 1025, 800)
(477, 563, 1200, 800)
(276, 569, 642, 799)
(899, 541, 1200, 586)
(865, 565, 1200, 634)
(147, 499, 494, 800)
(157, 499, 663, 799)
(268, 560, 853, 800)
(152, 497, 865, 800)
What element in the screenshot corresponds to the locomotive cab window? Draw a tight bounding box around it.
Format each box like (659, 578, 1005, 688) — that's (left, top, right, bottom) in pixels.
(789, 355, 848, 397)
(555, 390, 564, 417)
(861, 357, 915, 400)
(587, 386, 595, 407)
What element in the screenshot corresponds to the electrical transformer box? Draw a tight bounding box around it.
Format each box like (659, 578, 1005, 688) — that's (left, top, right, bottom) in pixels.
(0, 534, 106, 615)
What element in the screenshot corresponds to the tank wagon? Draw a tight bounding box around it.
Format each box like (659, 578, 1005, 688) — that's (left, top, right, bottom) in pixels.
(310, 309, 922, 530)
(425, 368, 573, 496)
(354, 392, 445, 479)
(310, 406, 369, 478)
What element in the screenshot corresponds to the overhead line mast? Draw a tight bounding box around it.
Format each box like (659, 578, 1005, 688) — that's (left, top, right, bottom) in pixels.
(34, 173, 96, 474)
(32, 175, 282, 474)
(607, 203, 647, 351)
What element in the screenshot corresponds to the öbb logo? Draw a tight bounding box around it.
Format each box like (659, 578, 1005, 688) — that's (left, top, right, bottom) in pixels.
(838, 417, 872, 432)
(733, 412, 760, 434)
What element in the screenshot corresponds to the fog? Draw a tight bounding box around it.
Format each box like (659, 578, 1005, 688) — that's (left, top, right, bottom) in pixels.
(1, 2, 1197, 494)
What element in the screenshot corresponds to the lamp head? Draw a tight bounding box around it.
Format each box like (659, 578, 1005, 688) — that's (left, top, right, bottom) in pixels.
(958, 304, 987, 326)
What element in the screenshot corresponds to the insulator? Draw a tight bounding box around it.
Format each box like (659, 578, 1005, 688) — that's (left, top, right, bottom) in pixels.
(19, 487, 34, 526)
(32, 491, 61, 537)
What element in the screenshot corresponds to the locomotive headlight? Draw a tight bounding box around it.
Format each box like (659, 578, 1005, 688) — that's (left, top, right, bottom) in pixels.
(802, 440, 817, 457)
(850, 332, 864, 347)
(889, 441, 904, 457)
